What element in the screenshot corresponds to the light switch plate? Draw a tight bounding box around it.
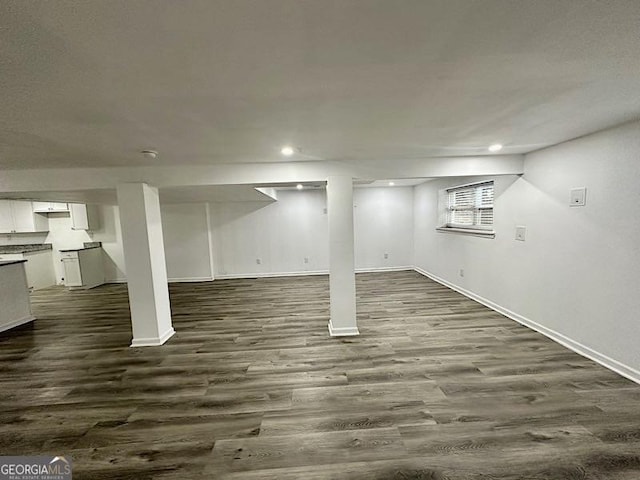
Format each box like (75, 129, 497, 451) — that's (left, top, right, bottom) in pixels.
(515, 226, 526, 242)
(570, 187, 586, 207)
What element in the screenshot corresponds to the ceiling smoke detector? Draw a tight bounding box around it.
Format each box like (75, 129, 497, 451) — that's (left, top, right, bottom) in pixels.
(141, 149, 158, 159)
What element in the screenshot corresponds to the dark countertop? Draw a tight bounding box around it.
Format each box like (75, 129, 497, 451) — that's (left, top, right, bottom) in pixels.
(59, 242, 102, 253)
(0, 244, 53, 254)
(0, 260, 27, 267)
(59, 246, 100, 252)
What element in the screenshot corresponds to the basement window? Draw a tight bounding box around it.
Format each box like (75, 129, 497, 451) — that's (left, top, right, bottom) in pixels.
(437, 181, 495, 238)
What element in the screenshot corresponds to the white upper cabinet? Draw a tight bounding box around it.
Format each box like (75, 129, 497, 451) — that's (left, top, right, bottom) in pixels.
(32, 202, 69, 213)
(0, 202, 13, 232)
(0, 200, 48, 233)
(12, 201, 43, 232)
(69, 203, 99, 230)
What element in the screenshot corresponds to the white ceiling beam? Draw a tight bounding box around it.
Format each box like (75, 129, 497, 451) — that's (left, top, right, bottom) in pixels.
(0, 155, 523, 194)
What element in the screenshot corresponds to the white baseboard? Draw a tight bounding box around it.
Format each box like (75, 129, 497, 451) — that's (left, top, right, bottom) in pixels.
(0, 315, 36, 334)
(109, 277, 215, 284)
(355, 266, 413, 273)
(130, 327, 175, 347)
(413, 266, 640, 385)
(168, 276, 214, 283)
(215, 270, 328, 280)
(215, 266, 412, 280)
(328, 320, 360, 336)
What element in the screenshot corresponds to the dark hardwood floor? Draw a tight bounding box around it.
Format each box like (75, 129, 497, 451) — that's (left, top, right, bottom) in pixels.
(1, 271, 639, 479)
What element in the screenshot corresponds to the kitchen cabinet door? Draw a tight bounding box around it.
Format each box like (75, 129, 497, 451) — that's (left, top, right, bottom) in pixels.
(70, 204, 89, 230)
(50, 202, 69, 212)
(11, 201, 44, 232)
(32, 202, 51, 213)
(62, 257, 83, 286)
(32, 202, 69, 213)
(0, 201, 13, 233)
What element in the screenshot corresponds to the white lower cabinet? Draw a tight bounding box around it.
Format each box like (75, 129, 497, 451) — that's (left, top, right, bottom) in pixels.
(62, 255, 83, 286)
(61, 248, 104, 289)
(0, 250, 56, 290)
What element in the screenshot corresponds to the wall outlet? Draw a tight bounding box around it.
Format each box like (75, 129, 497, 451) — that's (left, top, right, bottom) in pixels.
(304, 257, 309, 264)
(515, 226, 526, 241)
(459, 269, 464, 277)
(256, 258, 261, 265)
(384, 253, 389, 259)
(570, 187, 586, 207)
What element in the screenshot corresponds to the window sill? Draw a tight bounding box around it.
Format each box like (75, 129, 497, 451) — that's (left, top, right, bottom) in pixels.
(436, 227, 495, 238)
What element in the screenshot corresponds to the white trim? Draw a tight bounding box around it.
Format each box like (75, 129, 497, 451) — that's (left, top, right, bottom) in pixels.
(216, 270, 328, 280)
(168, 276, 214, 283)
(216, 266, 412, 280)
(0, 315, 36, 334)
(328, 320, 359, 336)
(436, 227, 495, 238)
(130, 327, 175, 347)
(106, 278, 127, 284)
(356, 266, 413, 273)
(446, 179, 494, 191)
(205, 202, 216, 280)
(413, 266, 640, 385)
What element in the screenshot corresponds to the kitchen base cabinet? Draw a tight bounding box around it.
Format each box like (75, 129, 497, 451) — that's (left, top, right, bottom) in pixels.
(61, 247, 105, 289)
(0, 250, 55, 291)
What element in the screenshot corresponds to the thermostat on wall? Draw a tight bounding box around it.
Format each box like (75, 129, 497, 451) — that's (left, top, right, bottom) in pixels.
(570, 187, 586, 207)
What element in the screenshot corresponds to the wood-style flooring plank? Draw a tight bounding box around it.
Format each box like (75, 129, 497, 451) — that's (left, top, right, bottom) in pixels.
(0, 271, 638, 479)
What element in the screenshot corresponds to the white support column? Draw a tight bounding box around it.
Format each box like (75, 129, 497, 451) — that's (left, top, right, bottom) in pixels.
(116, 183, 175, 347)
(327, 175, 359, 336)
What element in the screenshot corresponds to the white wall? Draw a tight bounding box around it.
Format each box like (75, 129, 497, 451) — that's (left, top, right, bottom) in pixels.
(96, 205, 127, 283)
(2, 187, 414, 282)
(210, 187, 414, 278)
(161, 203, 213, 282)
(413, 120, 640, 380)
(89, 203, 212, 283)
(354, 187, 414, 270)
(210, 190, 329, 277)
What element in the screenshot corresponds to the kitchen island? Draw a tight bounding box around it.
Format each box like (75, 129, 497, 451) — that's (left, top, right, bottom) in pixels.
(0, 260, 35, 333)
(0, 244, 55, 290)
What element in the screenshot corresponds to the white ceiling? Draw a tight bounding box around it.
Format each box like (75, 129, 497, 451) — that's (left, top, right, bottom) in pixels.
(1, 0, 640, 170)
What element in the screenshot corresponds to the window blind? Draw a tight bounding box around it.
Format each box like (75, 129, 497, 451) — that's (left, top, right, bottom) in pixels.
(446, 181, 494, 231)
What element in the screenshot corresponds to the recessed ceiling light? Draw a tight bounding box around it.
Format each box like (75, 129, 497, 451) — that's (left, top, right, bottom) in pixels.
(281, 146, 295, 156)
(389, 181, 395, 186)
(141, 149, 158, 159)
(488, 144, 503, 152)
(296, 184, 303, 190)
